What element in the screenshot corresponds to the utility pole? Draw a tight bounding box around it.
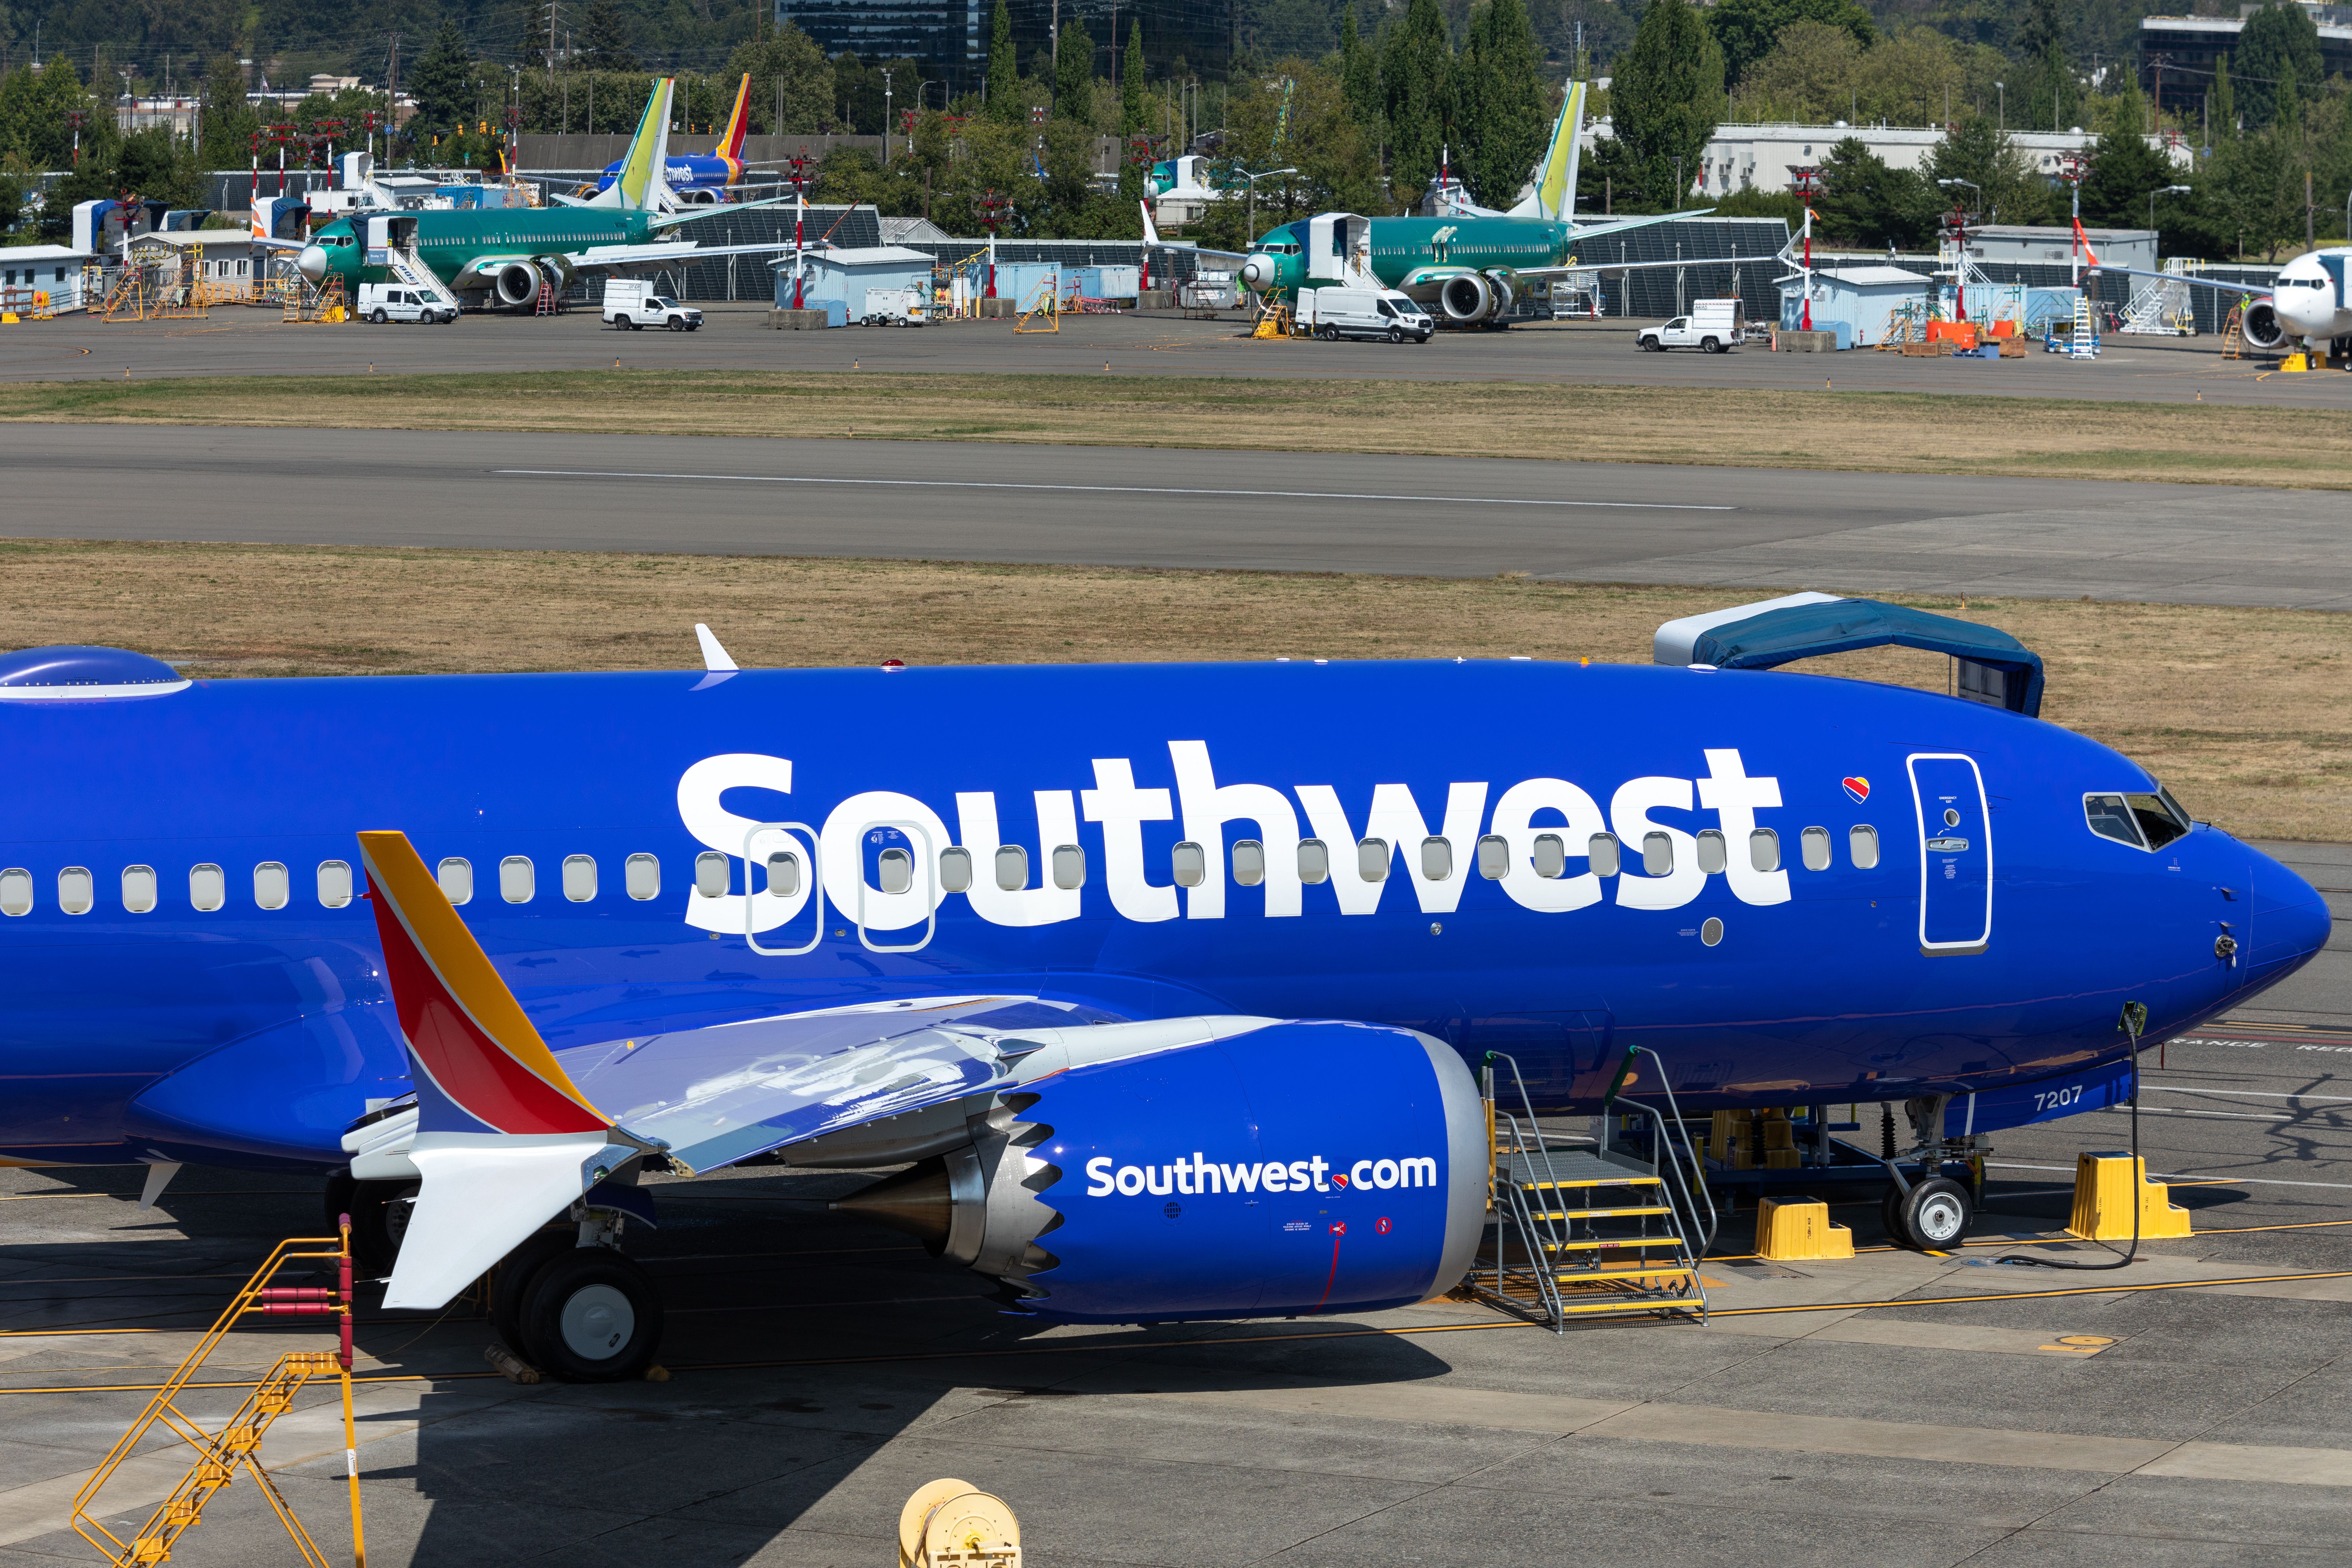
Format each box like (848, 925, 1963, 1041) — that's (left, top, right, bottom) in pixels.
(882, 68, 892, 159)
(548, 0, 557, 86)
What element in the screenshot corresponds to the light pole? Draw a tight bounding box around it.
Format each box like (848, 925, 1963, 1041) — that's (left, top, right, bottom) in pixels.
(1995, 82, 2004, 132)
(2149, 183, 2190, 235)
(882, 69, 892, 159)
(1239, 164, 1295, 245)
(1936, 178, 1982, 319)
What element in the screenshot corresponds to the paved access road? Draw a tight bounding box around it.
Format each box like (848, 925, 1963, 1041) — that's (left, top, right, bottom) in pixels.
(6, 423, 2348, 608)
(12, 303, 2352, 408)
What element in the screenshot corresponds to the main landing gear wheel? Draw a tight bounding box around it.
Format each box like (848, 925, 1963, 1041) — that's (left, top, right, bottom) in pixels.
(1893, 1176, 1973, 1251)
(492, 1231, 582, 1358)
(520, 1249, 663, 1382)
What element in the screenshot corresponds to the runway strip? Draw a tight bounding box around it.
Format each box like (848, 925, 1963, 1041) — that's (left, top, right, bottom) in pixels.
(494, 468, 1738, 510)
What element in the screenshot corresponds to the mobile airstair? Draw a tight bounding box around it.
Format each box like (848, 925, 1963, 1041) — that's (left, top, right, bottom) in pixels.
(1468, 1051, 1714, 1330)
(2118, 263, 2195, 337)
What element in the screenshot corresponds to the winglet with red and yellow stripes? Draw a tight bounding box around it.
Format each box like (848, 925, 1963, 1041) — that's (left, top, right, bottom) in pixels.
(357, 830, 610, 1138)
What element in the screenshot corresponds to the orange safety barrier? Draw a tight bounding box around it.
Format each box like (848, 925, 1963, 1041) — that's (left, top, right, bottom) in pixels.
(1925, 320, 1978, 349)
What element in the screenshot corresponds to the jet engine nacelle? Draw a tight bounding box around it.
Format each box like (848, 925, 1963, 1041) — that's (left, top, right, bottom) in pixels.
(836, 1022, 1487, 1323)
(1482, 270, 1516, 319)
(493, 259, 562, 309)
(2241, 300, 2289, 351)
(1438, 271, 1494, 324)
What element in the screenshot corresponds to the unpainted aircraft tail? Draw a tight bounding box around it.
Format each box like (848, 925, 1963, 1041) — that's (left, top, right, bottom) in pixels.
(584, 77, 678, 209)
(1510, 80, 1586, 223)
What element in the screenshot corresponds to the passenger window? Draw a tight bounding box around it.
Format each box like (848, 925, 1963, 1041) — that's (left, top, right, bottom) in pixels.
(1297, 838, 1330, 885)
(1800, 826, 1832, 871)
(1588, 833, 1621, 877)
(563, 854, 597, 902)
(1641, 833, 1673, 877)
(693, 850, 728, 897)
(439, 856, 474, 905)
(122, 866, 157, 914)
(254, 862, 290, 911)
(624, 852, 659, 900)
(2125, 793, 2189, 851)
(1051, 844, 1086, 890)
(500, 855, 534, 903)
(189, 864, 224, 913)
(1357, 837, 1390, 882)
(938, 847, 973, 893)
(0, 867, 30, 916)
(995, 844, 1029, 892)
(1750, 828, 1780, 872)
(1421, 836, 1453, 881)
(1532, 833, 1565, 879)
(1695, 830, 1726, 875)
(1849, 825, 1880, 869)
(878, 847, 913, 895)
(1232, 839, 1265, 887)
(60, 866, 93, 915)
(317, 860, 353, 908)
(1172, 841, 1206, 887)
(1476, 834, 1509, 880)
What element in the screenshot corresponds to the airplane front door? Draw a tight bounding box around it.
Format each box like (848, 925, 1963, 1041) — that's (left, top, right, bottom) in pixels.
(1908, 753, 1992, 956)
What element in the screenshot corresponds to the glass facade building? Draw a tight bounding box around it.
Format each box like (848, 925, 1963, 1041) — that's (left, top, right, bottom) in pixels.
(778, 0, 1231, 94)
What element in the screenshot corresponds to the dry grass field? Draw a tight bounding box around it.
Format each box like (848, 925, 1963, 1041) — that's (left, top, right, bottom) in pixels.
(0, 538, 2342, 840)
(3, 368, 2351, 488)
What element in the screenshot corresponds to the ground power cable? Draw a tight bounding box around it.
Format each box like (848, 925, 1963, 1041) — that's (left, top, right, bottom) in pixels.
(1996, 1001, 2148, 1272)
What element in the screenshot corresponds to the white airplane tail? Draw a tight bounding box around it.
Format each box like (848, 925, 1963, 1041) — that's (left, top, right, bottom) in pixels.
(1510, 80, 1586, 223)
(584, 78, 678, 211)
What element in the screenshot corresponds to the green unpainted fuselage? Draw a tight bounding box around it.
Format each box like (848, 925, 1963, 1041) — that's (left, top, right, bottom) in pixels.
(1246, 215, 1574, 301)
(307, 208, 659, 294)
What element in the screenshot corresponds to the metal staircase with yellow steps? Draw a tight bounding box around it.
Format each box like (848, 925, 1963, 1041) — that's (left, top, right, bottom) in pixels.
(1467, 1051, 1714, 1331)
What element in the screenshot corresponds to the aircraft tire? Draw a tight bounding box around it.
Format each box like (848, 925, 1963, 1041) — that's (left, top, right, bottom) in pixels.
(326, 1175, 418, 1277)
(520, 1248, 664, 1383)
(492, 1230, 581, 1359)
(1895, 1176, 1972, 1251)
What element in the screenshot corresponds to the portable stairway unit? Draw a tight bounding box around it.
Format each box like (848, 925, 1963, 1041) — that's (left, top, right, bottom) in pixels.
(2118, 273, 2193, 336)
(1467, 1051, 1713, 1331)
(2051, 291, 2100, 359)
(72, 1221, 367, 1568)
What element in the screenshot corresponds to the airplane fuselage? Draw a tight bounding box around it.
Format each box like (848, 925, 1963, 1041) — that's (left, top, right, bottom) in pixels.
(1243, 215, 1572, 302)
(0, 658, 2323, 1173)
(304, 209, 655, 297)
(2270, 246, 2352, 345)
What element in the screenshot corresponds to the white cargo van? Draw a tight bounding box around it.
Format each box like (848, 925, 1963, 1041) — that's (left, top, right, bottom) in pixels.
(1298, 284, 1434, 343)
(1635, 298, 1742, 352)
(357, 282, 457, 324)
(603, 279, 703, 331)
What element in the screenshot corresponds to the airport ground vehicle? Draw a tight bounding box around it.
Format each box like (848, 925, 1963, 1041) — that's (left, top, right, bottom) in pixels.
(358, 282, 456, 325)
(1298, 285, 1435, 342)
(1636, 299, 1742, 352)
(602, 279, 703, 331)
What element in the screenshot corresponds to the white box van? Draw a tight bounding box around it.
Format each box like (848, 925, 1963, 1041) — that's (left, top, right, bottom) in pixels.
(1298, 284, 1434, 343)
(1635, 298, 1742, 352)
(357, 282, 456, 324)
(858, 286, 926, 326)
(603, 279, 703, 331)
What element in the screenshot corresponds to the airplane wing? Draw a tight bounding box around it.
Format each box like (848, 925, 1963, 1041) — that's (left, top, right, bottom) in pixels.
(1564, 208, 1718, 245)
(1524, 251, 1783, 279)
(350, 829, 1261, 1308)
(645, 196, 798, 228)
(447, 239, 815, 286)
(2083, 262, 2271, 301)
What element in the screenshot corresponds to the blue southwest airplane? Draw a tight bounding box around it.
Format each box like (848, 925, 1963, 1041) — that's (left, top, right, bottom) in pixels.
(0, 606, 2324, 1380)
(596, 74, 755, 204)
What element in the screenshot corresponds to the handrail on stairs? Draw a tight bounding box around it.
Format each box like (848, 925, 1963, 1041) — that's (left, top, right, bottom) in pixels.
(1602, 1045, 1719, 1253)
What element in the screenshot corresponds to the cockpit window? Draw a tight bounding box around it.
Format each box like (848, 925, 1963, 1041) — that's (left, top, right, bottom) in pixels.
(2084, 789, 2192, 851)
(2127, 790, 2191, 850)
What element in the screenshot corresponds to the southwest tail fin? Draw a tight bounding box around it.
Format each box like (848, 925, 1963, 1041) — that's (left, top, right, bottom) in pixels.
(585, 77, 678, 209)
(357, 831, 642, 1308)
(719, 73, 753, 163)
(1512, 80, 1585, 222)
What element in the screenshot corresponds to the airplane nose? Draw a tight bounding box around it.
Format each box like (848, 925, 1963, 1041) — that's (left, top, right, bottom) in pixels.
(296, 244, 328, 283)
(2239, 849, 2333, 989)
(1240, 255, 1269, 290)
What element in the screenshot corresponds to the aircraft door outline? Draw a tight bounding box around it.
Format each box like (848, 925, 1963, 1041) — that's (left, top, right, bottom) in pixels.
(743, 820, 823, 956)
(1908, 753, 1991, 956)
(855, 819, 937, 954)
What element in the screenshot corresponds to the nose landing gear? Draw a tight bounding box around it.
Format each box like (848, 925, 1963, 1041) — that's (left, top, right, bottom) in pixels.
(1876, 1094, 1987, 1251)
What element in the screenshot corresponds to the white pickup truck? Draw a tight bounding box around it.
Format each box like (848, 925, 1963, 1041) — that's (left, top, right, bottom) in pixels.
(603, 279, 703, 331)
(1635, 299, 1742, 353)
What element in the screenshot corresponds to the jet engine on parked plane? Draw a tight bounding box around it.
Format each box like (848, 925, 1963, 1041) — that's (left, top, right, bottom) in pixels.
(820, 1020, 1487, 1323)
(2240, 300, 2290, 351)
(493, 259, 563, 309)
(1438, 271, 1494, 324)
